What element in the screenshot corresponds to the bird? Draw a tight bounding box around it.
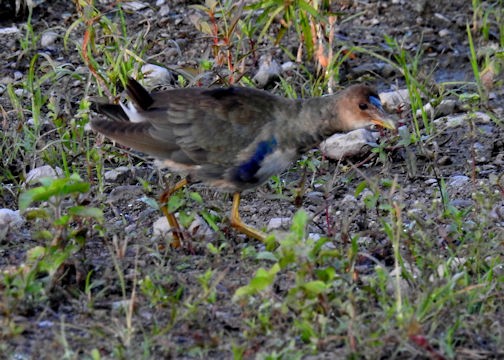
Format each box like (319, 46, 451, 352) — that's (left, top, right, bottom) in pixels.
(91, 77, 395, 247)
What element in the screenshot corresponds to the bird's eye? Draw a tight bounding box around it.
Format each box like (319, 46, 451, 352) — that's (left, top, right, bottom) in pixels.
(359, 103, 368, 110)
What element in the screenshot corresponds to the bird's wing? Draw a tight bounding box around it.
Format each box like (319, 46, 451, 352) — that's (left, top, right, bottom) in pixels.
(145, 87, 288, 167)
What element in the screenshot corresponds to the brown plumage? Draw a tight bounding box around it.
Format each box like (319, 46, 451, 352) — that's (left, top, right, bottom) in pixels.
(91, 78, 395, 245)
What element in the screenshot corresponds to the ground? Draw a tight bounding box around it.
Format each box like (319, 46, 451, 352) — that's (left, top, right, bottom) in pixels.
(0, 0, 503, 359)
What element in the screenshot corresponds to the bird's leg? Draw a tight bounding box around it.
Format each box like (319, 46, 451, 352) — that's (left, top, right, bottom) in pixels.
(159, 178, 189, 248)
(230, 192, 267, 241)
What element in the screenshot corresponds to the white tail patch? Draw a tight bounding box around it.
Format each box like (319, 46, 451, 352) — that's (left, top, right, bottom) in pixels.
(120, 102, 145, 123)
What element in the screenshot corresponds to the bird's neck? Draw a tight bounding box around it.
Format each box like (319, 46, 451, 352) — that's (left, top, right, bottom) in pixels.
(290, 96, 340, 152)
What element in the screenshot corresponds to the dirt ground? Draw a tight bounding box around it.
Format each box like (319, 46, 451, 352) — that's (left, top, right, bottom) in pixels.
(0, 0, 503, 359)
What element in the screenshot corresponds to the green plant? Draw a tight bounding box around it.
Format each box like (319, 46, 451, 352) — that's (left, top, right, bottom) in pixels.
(19, 173, 103, 247)
(190, 0, 247, 84)
(384, 35, 431, 139)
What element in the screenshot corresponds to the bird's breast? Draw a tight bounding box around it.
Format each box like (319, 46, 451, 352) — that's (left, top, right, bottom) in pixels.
(229, 147, 297, 191)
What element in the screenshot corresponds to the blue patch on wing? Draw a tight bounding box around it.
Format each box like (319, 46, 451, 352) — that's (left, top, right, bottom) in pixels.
(369, 95, 383, 110)
(234, 138, 278, 183)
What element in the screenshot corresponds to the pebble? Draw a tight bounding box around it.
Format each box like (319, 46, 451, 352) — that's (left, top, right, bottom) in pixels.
(379, 88, 409, 112)
(253, 55, 282, 88)
(24, 165, 63, 185)
(141, 64, 174, 88)
(108, 185, 144, 203)
(448, 175, 469, 188)
(437, 155, 452, 165)
(321, 129, 378, 161)
(0, 209, 24, 229)
(104, 166, 132, 182)
(267, 217, 291, 231)
(188, 215, 214, 239)
(14, 88, 26, 97)
(424, 179, 437, 185)
(0, 26, 20, 35)
(122, 1, 148, 11)
(41, 31, 58, 47)
(159, 5, 170, 17)
(434, 112, 491, 129)
(341, 194, 357, 205)
(450, 199, 473, 208)
(152, 216, 171, 237)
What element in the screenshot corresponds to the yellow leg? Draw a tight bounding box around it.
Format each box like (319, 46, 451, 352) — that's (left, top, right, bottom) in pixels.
(159, 178, 189, 248)
(230, 192, 266, 241)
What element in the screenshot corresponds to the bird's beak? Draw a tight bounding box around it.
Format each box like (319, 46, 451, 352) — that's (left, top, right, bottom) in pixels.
(370, 105, 396, 130)
(371, 117, 396, 130)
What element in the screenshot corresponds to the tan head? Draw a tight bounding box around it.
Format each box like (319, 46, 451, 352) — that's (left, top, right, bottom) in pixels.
(332, 84, 395, 132)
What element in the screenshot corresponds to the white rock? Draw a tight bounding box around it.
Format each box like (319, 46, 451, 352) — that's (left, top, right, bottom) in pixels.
(0, 209, 24, 228)
(14, 88, 26, 97)
(112, 299, 132, 311)
(25, 165, 63, 185)
(253, 55, 282, 88)
(434, 111, 491, 128)
(267, 217, 291, 231)
(0, 209, 23, 242)
(122, 1, 148, 11)
(0, 26, 20, 35)
(448, 175, 469, 188)
(378, 89, 409, 112)
(321, 129, 378, 161)
(140, 64, 173, 88)
(13, 71, 23, 81)
(41, 31, 58, 47)
(416, 99, 457, 119)
(281, 61, 296, 72)
(341, 194, 357, 205)
(159, 5, 170, 17)
(434, 13, 451, 23)
(438, 29, 450, 37)
(152, 216, 171, 237)
(188, 215, 213, 239)
(104, 166, 131, 182)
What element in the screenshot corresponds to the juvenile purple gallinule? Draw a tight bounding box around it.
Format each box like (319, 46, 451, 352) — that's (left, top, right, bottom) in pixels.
(91, 78, 395, 247)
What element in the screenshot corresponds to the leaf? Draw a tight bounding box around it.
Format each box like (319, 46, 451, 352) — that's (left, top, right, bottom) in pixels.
(233, 263, 280, 299)
(290, 209, 308, 238)
(302, 280, 328, 297)
(255, 251, 277, 262)
(68, 206, 104, 222)
(354, 181, 368, 197)
(167, 194, 185, 213)
(189, 192, 203, 203)
(19, 187, 53, 211)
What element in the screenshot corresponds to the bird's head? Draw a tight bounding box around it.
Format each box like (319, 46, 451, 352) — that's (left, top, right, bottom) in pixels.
(331, 84, 395, 132)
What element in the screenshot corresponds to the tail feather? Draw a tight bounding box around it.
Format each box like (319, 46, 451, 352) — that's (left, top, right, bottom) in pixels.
(126, 77, 154, 110)
(94, 103, 130, 122)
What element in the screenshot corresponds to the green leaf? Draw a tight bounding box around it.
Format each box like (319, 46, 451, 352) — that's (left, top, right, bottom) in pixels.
(189, 192, 203, 203)
(200, 210, 220, 232)
(233, 263, 280, 299)
(291, 209, 308, 238)
(19, 187, 53, 211)
(302, 280, 328, 297)
(26, 246, 46, 262)
(54, 214, 70, 226)
(167, 193, 185, 213)
(255, 251, 277, 262)
(68, 206, 104, 221)
(354, 181, 368, 197)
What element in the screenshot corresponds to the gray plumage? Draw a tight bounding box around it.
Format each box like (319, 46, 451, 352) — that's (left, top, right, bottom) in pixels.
(91, 78, 395, 192)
